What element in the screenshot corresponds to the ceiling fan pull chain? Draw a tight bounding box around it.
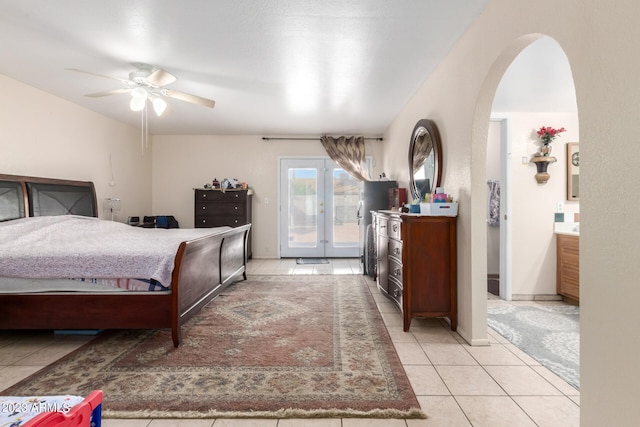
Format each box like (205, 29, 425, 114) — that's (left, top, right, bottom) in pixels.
(141, 105, 145, 155)
(145, 103, 149, 150)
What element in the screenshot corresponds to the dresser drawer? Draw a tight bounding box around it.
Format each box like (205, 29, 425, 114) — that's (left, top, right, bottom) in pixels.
(388, 258, 403, 283)
(376, 215, 389, 237)
(389, 219, 401, 240)
(196, 202, 246, 216)
(195, 190, 247, 202)
(388, 277, 403, 307)
(196, 215, 247, 227)
(389, 238, 402, 260)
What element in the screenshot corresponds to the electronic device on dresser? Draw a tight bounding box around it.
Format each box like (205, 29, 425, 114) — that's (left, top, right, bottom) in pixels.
(373, 118, 457, 331)
(194, 188, 253, 258)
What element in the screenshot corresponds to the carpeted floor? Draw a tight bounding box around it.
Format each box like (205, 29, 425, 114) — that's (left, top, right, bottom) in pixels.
(488, 304, 580, 389)
(2, 275, 424, 419)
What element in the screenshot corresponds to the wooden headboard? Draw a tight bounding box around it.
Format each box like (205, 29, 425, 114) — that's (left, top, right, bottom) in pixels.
(0, 174, 98, 221)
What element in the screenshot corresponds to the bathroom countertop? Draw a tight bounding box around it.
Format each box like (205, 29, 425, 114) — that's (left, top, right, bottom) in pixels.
(554, 222, 580, 236)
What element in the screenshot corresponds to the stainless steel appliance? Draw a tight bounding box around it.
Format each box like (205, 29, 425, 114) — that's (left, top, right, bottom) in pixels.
(358, 180, 398, 276)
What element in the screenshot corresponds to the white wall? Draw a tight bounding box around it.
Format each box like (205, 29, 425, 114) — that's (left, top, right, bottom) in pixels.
(509, 112, 579, 297)
(0, 74, 152, 220)
(381, 0, 640, 423)
(151, 135, 384, 258)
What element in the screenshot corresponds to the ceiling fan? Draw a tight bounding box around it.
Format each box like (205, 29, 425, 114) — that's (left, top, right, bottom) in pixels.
(67, 63, 215, 116)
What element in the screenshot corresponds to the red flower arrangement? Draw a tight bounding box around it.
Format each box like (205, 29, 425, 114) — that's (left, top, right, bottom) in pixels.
(536, 126, 566, 145)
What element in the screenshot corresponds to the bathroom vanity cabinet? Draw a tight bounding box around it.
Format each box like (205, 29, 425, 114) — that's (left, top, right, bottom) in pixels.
(556, 233, 579, 302)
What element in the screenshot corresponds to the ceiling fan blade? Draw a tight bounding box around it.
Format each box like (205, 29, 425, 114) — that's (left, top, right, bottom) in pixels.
(66, 68, 133, 85)
(85, 88, 131, 97)
(164, 89, 215, 108)
(145, 68, 177, 87)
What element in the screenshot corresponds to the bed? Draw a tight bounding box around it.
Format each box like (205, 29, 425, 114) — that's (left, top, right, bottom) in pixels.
(0, 173, 251, 347)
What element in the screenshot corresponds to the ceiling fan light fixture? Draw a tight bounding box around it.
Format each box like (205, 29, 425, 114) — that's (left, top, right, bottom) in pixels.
(129, 87, 148, 111)
(130, 96, 146, 111)
(152, 97, 167, 116)
(131, 87, 148, 99)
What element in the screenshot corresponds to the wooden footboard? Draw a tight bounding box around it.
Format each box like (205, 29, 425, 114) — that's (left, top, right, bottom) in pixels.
(170, 223, 251, 346)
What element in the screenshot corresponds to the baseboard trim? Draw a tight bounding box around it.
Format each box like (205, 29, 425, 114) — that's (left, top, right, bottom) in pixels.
(512, 294, 563, 301)
(456, 326, 491, 347)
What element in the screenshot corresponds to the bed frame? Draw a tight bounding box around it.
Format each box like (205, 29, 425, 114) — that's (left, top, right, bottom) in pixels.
(0, 173, 251, 347)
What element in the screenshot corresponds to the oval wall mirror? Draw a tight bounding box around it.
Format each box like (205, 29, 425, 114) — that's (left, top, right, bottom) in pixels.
(408, 119, 442, 202)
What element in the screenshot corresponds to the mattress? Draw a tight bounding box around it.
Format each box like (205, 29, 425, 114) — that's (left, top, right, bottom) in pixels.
(0, 276, 169, 294)
(0, 216, 230, 289)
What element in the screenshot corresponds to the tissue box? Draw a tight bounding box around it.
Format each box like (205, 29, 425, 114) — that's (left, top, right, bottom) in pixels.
(420, 202, 458, 217)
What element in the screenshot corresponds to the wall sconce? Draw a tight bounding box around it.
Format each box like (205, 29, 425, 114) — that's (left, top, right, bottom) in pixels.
(531, 155, 557, 184)
(103, 198, 121, 221)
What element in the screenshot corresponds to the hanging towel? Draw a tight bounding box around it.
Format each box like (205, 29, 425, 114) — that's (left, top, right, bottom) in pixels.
(487, 180, 500, 226)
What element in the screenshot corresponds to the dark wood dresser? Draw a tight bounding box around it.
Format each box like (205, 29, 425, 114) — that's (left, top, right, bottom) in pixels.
(372, 211, 457, 331)
(194, 189, 253, 258)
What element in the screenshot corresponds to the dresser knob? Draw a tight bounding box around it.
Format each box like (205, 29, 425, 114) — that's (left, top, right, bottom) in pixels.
(234, 206, 238, 210)
(201, 219, 206, 223)
(202, 206, 206, 210)
(234, 219, 238, 224)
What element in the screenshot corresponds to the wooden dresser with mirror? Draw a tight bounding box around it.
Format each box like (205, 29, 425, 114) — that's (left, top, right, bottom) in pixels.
(373, 119, 457, 331)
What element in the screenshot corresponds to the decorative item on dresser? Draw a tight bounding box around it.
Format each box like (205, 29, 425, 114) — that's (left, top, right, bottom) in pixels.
(373, 211, 457, 331)
(194, 188, 253, 258)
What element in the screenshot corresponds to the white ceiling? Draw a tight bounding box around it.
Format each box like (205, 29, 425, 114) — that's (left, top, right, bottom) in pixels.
(0, 0, 488, 136)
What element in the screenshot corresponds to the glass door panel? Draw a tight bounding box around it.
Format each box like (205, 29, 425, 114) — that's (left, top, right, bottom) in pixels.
(280, 159, 325, 258)
(279, 158, 360, 258)
(327, 168, 360, 257)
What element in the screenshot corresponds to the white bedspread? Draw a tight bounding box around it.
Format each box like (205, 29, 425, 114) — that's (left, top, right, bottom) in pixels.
(0, 216, 230, 287)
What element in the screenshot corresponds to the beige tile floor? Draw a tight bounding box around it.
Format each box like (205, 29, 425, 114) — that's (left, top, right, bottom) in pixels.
(0, 258, 580, 426)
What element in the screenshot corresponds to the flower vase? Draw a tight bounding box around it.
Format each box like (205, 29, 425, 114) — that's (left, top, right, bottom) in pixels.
(540, 144, 552, 157)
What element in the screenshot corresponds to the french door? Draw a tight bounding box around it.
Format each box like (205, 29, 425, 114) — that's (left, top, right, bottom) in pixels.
(279, 158, 360, 258)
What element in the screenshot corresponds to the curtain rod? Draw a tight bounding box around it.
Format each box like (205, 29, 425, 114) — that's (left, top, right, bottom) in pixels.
(262, 137, 383, 141)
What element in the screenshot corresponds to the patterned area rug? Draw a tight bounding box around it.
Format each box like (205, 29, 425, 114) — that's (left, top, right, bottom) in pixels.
(488, 304, 580, 389)
(2, 275, 424, 419)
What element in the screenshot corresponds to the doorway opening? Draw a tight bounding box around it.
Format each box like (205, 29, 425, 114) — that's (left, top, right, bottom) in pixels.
(279, 157, 361, 258)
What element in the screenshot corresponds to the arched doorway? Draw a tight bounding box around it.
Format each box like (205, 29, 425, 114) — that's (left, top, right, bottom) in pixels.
(488, 36, 578, 301)
(469, 33, 579, 342)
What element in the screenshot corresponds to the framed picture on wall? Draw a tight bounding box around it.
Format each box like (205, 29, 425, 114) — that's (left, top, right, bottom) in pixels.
(566, 142, 579, 201)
